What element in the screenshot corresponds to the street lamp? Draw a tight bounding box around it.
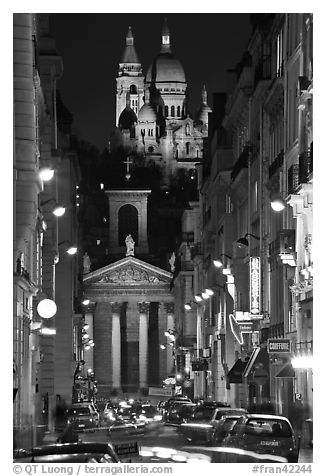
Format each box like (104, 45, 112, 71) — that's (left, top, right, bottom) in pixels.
(40, 198, 66, 217)
(39, 167, 54, 182)
(237, 233, 260, 248)
(213, 254, 232, 268)
(270, 193, 287, 212)
(58, 240, 78, 255)
(37, 298, 57, 319)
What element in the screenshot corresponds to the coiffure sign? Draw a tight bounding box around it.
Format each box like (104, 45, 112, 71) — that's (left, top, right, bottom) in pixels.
(250, 257, 261, 315)
(267, 338, 291, 353)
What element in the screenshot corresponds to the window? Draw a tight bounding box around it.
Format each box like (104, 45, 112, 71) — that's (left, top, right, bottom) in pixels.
(251, 180, 258, 213)
(177, 106, 181, 117)
(171, 105, 175, 117)
(118, 205, 138, 246)
(130, 84, 137, 94)
(276, 30, 283, 77)
(164, 105, 169, 117)
(186, 142, 190, 155)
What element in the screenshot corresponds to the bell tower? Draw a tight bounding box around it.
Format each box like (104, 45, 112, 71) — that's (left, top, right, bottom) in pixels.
(116, 26, 145, 126)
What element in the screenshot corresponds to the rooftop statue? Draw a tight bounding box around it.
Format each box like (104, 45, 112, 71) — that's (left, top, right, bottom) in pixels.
(125, 234, 135, 256)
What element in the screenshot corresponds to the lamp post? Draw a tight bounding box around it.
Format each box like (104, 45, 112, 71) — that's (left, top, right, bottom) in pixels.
(40, 198, 66, 217)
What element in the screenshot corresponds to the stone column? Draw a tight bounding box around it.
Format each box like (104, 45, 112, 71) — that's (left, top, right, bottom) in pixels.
(83, 311, 94, 375)
(165, 303, 175, 376)
(111, 302, 122, 392)
(158, 303, 167, 382)
(138, 302, 150, 392)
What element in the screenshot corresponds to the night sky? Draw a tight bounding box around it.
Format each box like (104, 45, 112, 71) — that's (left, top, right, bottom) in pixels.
(50, 13, 253, 151)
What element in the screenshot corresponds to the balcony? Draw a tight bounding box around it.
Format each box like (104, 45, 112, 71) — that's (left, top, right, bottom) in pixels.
(288, 147, 313, 195)
(287, 164, 299, 195)
(231, 147, 249, 181)
(299, 150, 313, 184)
(254, 55, 271, 88)
(268, 150, 284, 178)
(268, 229, 295, 256)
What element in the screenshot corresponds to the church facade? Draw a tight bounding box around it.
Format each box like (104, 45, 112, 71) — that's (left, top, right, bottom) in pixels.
(82, 20, 210, 398)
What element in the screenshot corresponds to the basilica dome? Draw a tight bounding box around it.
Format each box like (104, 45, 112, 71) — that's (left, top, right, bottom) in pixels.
(138, 103, 157, 122)
(118, 107, 137, 130)
(146, 53, 186, 84)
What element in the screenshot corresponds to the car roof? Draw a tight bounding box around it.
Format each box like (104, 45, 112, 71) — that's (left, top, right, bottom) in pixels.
(246, 414, 290, 421)
(14, 442, 116, 457)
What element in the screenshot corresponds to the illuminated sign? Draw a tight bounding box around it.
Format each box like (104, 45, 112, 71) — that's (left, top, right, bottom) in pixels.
(229, 314, 243, 345)
(267, 338, 291, 353)
(238, 322, 253, 333)
(250, 257, 261, 315)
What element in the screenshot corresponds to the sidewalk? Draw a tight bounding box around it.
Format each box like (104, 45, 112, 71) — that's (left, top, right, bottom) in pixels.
(298, 446, 313, 463)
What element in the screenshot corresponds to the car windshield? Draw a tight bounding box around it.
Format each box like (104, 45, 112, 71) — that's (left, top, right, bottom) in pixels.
(191, 407, 215, 421)
(244, 419, 292, 438)
(222, 417, 240, 428)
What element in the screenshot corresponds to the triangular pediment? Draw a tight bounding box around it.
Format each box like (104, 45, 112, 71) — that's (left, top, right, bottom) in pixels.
(83, 256, 173, 287)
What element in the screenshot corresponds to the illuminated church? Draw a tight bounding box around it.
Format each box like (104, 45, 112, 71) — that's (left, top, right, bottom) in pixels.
(83, 20, 211, 398)
(110, 19, 211, 189)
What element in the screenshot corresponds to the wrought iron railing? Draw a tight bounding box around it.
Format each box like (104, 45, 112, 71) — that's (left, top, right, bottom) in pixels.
(287, 164, 299, 194)
(299, 150, 313, 184)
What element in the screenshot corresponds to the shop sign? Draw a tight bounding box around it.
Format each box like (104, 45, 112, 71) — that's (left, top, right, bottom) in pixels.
(267, 338, 291, 353)
(148, 387, 173, 396)
(238, 321, 253, 333)
(192, 359, 208, 371)
(229, 314, 243, 345)
(163, 377, 176, 385)
(250, 257, 261, 315)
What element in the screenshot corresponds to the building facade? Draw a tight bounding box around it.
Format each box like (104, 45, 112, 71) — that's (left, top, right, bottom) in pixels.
(13, 13, 81, 447)
(81, 21, 211, 399)
(172, 13, 312, 443)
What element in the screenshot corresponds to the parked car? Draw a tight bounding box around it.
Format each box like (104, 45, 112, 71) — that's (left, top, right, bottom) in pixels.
(13, 441, 139, 463)
(211, 414, 244, 445)
(222, 414, 299, 463)
(180, 403, 247, 445)
(165, 402, 196, 425)
(163, 396, 193, 420)
(137, 404, 163, 426)
(67, 403, 99, 431)
(71, 402, 100, 426)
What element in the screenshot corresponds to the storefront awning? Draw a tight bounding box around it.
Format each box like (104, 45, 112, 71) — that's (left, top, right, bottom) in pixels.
(275, 362, 295, 378)
(243, 347, 269, 382)
(227, 359, 247, 384)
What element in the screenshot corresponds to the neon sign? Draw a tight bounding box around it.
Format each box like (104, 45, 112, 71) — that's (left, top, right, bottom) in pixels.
(250, 257, 261, 315)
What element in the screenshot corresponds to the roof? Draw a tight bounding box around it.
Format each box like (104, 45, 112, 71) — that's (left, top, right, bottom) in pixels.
(138, 103, 157, 122)
(246, 414, 291, 421)
(118, 107, 137, 130)
(146, 53, 186, 84)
